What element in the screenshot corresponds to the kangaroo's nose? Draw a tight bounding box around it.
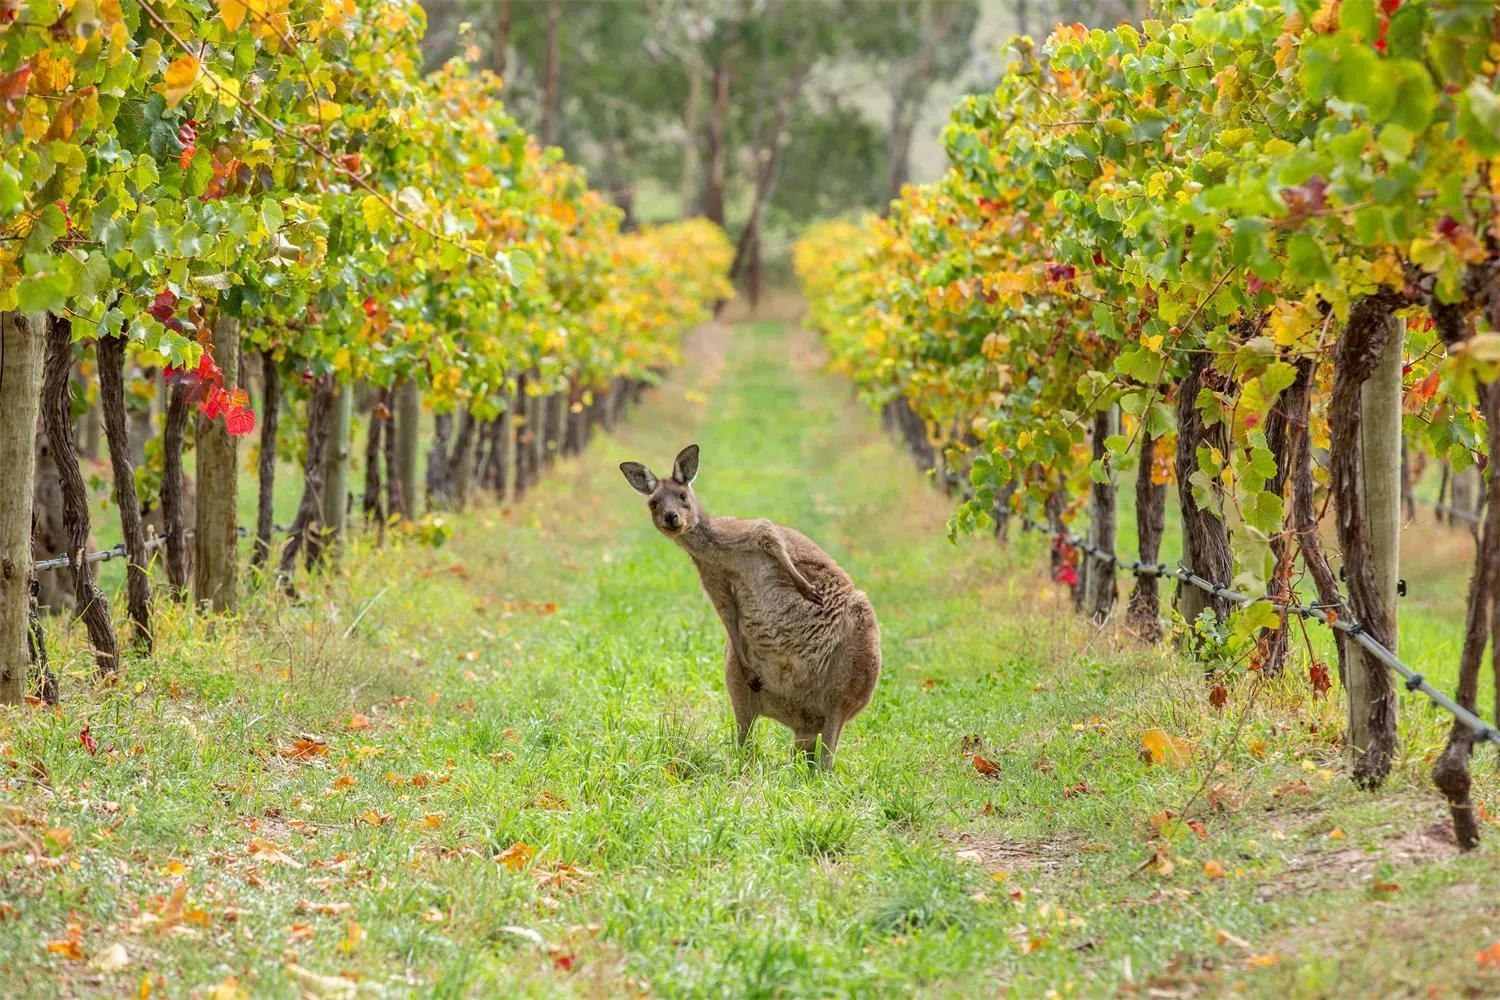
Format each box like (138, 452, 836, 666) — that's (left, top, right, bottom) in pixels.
(664, 512, 681, 528)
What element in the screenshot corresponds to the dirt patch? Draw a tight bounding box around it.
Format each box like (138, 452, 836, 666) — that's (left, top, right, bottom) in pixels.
(944, 830, 1085, 877)
(1254, 820, 1460, 902)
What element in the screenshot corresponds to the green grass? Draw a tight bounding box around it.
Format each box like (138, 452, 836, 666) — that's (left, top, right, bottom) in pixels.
(3, 321, 1496, 998)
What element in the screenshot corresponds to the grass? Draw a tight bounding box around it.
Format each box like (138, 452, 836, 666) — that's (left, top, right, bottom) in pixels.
(3, 320, 1496, 998)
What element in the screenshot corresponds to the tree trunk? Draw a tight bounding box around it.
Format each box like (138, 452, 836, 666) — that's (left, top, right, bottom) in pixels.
(1175, 352, 1234, 635)
(1432, 381, 1500, 850)
(320, 381, 353, 554)
(1126, 434, 1166, 642)
(1, 312, 45, 704)
(252, 349, 279, 570)
(447, 409, 478, 511)
(680, 64, 704, 217)
(1437, 461, 1450, 526)
(540, 0, 562, 148)
(703, 59, 730, 228)
(162, 381, 191, 596)
(363, 388, 385, 537)
(491, 0, 510, 77)
(395, 378, 420, 520)
(496, 396, 515, 503)
(42, 316, 118, 676)
(1329, 296, 1402, 788)
(194, 315, 240, 612)
(1086, 408, 1118, 623)
(96, 334, 152, 650)
(279, 380, 335, 578)
(428, 412, 453, 510)
(31, 422, 72, 614)
(1285, 357, 1349, 689)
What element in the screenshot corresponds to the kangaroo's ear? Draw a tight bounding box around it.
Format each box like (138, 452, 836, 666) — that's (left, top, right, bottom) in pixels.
(620, 462, 658, 496)
(673, 444, 700, 484)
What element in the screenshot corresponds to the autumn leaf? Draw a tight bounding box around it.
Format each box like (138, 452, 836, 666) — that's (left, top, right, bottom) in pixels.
(339, 919, 363, 954)
(1141, 728, 1193, 767)
(1245, 953, 1279, 968)
(531, 790, 568, 810)
(163, 56, 200, 109)
(46, 925, 85, 961)
(345, 714, 371, 731)
(281, 738, 329, 761)
(91, 942, 130, 972)
(247, 837, 303, 868)
(360, 809, 393, 827)
(970, 754, 1001, 777)
(496, 842, 533, 871)
(218, 0, 248, 31)
(1203, 860, 1227, 879)
(1476, 942, 1500, 968)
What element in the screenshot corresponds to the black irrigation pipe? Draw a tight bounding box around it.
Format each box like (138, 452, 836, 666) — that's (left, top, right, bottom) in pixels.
(1056, 529, 1500, 748)
(33, 525, 291, 573)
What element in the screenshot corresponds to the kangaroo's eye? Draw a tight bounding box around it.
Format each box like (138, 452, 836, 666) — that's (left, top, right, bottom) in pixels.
(678, 493, 688, 502)
(648, 500, 658, 510)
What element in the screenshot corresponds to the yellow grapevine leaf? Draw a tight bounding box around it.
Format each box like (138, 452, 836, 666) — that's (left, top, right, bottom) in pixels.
(219, 0, 247, 31)
(163, 55, 199, 108)
(1141, 728, 1193, 767)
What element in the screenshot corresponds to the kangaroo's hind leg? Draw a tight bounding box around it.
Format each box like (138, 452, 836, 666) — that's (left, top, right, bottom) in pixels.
(815, 717, 845, 770)
(724, 639, 759, 749)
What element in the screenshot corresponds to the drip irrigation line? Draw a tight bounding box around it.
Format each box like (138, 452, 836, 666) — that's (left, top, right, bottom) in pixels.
(1055, 529, 1500, 748)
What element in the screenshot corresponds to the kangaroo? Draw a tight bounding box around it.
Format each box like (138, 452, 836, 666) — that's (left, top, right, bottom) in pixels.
(620, 444, 881, 768)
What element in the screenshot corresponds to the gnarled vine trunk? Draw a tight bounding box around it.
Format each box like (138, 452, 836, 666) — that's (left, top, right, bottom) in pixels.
(1432, 380, 1500, 850)
(1086, 408, 1118, 623)
(97, 333, 152, 650)
(279, 379, 335, 579)
(1126, 434, 1166, 643)
(42, 315, 118, 676)
(252, 349, 279, 570)
(162, 380, 191, 596)
(394, 379, 419, 520)
(363, 388, 385, 539)
(1174, 351, 1233, 635)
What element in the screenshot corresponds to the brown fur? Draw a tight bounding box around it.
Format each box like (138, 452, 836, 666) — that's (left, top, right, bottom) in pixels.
(621, 445, 881, 768)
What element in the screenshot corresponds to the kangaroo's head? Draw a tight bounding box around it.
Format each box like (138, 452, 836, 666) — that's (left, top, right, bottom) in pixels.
(620, 444, 701, 538)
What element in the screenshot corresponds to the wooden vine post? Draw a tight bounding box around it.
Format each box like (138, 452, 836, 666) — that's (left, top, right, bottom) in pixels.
(195, 315, 240, 612)
(321, 381, 353, 549)
(0, 312, 45, 704)
(1348, 317, 1404, 767)
(1085, 407, 1118, 624)
(395, 379, 420, 521)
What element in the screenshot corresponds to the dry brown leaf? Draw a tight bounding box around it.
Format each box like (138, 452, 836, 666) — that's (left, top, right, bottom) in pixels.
(345, 714, 371, 731)
(247, 838, 303, 868)
(496, 842, 533, 871)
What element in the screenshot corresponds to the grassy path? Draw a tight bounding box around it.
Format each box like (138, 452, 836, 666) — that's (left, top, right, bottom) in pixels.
(4, 321, 1499, 998)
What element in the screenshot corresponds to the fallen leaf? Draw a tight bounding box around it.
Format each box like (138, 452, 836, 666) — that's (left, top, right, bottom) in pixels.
(1245, 953, 1279, 968)
(1208, 684, 1228, 710)
(43, 828, 73, 854)
(247, 838, 303, 868)
(281, 738, 329, 761)
(1203, 860, 1227, 879)
(286, 922, 315, 943)
(46, 937, 84, 961)
(1371, 878, 1399, 896)
(1141, 729, 1193, 767)
(360, 809, 393, 827)
(345, 714, 370, 731)
(1328, 827, 1345, 840)
(339, 919, 363, 954)
(1477, 942, 1500, 968)
(91, 942, 130, 971)
(496, 842, 533, 871)
(531, 790, 568, 810)
(1217, 928, 1252, 949)
(283, 964, 366, 998)
(971, 754, 1001, 777)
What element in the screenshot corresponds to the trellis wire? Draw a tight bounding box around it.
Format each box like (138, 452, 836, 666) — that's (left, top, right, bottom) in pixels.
(33, 525, 290, 573)
(1058, 530, 1500, 748)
